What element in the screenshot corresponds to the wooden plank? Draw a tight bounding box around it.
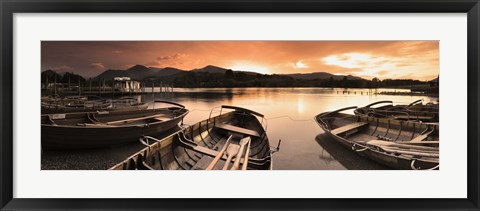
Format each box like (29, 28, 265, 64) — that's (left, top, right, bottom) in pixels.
(191, 156, 214, 170)
(367, 141, 438, 158)
(189, 145, 221, 157)
(215, 124, 260, 138)
(331, 122, 368, 135)
(106, 114, 166, 125)
(394, 115, 433, 120)
(410, 130, 434, 142)
(397, 141, 439, 146)
(367, 140, 438, 151)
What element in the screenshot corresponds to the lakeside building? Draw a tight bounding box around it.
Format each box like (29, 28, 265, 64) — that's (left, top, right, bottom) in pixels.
(113, 77, 141, 92)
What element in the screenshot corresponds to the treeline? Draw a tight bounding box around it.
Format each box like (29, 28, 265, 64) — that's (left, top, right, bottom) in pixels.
(171, 70, 428, 88)
(42, 69, 430, 89)
(41, 70, 86, 85)
(172, 71, 297, 88)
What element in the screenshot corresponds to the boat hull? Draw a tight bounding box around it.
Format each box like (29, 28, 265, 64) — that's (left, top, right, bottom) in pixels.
(324, 130, 438, 170)
(42, 108, 188, 150)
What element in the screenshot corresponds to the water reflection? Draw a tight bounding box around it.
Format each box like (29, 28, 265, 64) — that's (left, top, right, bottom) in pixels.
(134, 87, 436, 170)
(315, 133, 390, 170)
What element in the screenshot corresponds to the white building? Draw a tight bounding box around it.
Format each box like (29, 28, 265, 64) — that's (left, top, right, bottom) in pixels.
(113, 77, 141, 92)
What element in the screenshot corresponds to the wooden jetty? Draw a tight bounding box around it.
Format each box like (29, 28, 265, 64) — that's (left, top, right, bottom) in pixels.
(42, 81, 174, 96)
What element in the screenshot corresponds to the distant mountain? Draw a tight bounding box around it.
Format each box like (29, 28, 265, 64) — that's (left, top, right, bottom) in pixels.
(192, 65, 230, 74)
(94, 69, 131, 81)
(92, 64, 366, 82)
(148, 67, 163, 72)
(285, 72, 364, 80)
(94, 65, 184, 81)
(155, 67, 185, 77)
(125, 65, 156, 79)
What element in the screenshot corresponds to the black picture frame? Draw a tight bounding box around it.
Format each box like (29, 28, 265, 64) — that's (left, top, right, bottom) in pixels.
(1, 0, 479, 210)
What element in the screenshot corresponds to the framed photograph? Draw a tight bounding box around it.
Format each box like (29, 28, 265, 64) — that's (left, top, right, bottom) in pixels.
(1, 0, 479, 210)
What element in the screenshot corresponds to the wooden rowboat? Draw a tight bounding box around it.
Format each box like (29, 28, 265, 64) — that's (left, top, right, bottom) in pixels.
(41, 101, 188, 150)
(354, 100, 439, 123)
(42, 96, 148, 114)
(315, 106, 439, 170)
(108, 97, 149, 111)
(110, 106, 278, 170)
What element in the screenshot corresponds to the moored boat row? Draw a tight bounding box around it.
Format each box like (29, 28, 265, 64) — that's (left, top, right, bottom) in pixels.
(41, 97, 438, 170)
(41, 101, 188, 149)
(315, 100, 439, 170)
(41, 96, 148, 114)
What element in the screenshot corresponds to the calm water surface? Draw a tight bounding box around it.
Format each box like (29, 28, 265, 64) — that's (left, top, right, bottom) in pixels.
(137, 87, 438, 170)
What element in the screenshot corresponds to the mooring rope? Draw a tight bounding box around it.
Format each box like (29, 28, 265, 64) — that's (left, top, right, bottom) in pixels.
(266, 115, 314, 122)
(188, 109, 220, 113)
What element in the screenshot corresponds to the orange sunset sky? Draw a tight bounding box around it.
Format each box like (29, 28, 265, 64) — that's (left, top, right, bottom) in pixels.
(41, 41, 439, 80)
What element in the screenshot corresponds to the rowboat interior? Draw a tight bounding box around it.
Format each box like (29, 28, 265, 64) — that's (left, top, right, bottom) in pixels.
(316, 106, 439, 170)
(110, 106, 276, 170)
(354, 100, 439, 122)
(42, 108, 183, 127)
(42, 95, 150, 114)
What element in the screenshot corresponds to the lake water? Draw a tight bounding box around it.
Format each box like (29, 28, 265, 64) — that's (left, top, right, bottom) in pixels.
(135, 87, 438, 170)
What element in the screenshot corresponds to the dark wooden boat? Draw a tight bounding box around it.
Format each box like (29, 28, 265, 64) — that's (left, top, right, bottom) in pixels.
(42, 96, 149, 114)
(41, 101, 188, 150)
(110, 106, 278, 170)
(315, 106, 439, 170)
(109, 97, 149, 111)
(354, 100, 439, 123)
(42, 95, 111, 114)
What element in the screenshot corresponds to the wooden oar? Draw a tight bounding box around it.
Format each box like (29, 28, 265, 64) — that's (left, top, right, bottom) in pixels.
(241, 138, 252, 170)
(106, 114, 166, 125)
(367, 140, 438, 151)
(369, 142, 439, 157)
(397, 141, 439, 147)
(381, 147, 439, 157)
(222, 144, 240, 170)
(231, 137, 251, 170)
(206, 135, 233, 170)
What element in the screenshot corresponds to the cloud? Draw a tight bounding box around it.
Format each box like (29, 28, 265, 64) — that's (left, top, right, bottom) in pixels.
(90, 62, 105, 70)
(321, 52, 437, 80)
(293, 60, 309, 69)
(147, 53, 190, 68)
(156, 53, 187, 61)
(376, 70, 389, 76)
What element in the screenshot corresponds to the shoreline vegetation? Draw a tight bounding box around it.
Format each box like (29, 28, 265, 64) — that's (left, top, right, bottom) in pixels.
(41, 64, 439, 96)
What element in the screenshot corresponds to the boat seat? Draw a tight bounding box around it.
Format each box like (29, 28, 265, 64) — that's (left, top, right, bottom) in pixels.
(214, 124, 260, 138)
(331, 122, 369, 135)
(191, 156, 214, 170)
(186, 144, 222, 158)
(153, 116, 170, 122)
